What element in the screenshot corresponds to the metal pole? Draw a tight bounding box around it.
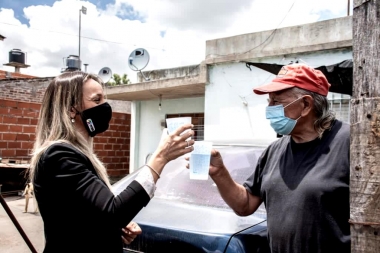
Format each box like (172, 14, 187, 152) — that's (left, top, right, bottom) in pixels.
(79, 9, 81, 62)
(0, 194, 37, 253)
(347, 0, 350, 16)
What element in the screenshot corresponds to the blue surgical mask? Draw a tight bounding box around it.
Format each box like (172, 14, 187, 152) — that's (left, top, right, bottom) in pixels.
(266, 97, 303, 135)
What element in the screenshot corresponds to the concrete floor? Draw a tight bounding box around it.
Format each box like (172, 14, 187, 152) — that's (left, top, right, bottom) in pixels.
(0, 196, 44, 253)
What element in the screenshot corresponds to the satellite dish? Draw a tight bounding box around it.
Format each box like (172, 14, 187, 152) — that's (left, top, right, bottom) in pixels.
(128, 48, 150, 81)
(98, 67, 112, 83)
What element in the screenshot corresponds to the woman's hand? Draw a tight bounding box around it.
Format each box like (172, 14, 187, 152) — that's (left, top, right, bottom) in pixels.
(148, 124, 195, 173)
(121, 221, 142, 245)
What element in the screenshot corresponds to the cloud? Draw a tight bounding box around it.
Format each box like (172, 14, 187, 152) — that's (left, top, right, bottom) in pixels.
(0, 0, 352, 81)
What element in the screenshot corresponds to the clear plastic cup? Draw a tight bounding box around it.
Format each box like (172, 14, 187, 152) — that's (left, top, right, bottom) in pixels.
(166, 117, 192, 140)
(190, 141, 213, 180)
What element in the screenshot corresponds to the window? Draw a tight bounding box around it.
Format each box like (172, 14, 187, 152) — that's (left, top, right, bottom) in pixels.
(327, 93, 351, 123)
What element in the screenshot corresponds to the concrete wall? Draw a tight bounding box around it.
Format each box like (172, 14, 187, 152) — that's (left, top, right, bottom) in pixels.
(206, 16, 352, 63)
(131, 97, 205, 171)
(205, 49, 352, 145)
(137, 64, 200, 83)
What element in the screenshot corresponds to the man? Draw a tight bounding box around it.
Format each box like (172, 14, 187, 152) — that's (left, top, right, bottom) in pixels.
(204, 64, 350, 253)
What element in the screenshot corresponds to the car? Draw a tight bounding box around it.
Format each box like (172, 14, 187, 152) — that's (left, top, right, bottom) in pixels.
(112, 145, 270, 253)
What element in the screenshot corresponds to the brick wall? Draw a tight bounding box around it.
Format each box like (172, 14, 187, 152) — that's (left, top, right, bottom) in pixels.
(0, 77, 51, 103)
(0, 98, 131, 182)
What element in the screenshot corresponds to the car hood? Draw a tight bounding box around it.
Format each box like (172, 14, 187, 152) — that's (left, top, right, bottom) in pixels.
(133, 198, 266, 235)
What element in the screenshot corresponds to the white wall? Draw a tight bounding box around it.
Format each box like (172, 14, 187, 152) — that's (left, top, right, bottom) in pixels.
(131, 97, 205, 171)
(205, 49, 352, 146)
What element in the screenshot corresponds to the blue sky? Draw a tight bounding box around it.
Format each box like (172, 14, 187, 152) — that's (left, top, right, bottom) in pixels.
(0, 0, 144, 24)
(0, 0, 353, 78)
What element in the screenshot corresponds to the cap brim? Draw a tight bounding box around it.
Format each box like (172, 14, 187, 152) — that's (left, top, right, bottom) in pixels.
(253, 81, 295, 95)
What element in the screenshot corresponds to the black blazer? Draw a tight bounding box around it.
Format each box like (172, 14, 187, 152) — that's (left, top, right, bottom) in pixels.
(34, 143, 150, 253)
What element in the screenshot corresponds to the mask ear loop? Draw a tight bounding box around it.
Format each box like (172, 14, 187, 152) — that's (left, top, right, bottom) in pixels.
(284, 96, 304, 109)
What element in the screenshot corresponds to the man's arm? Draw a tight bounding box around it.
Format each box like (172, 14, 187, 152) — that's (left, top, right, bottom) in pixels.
(211, 165, 262, 216)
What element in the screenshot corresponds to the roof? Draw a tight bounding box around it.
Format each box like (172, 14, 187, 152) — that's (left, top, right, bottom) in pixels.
(0, 70, 38, 79)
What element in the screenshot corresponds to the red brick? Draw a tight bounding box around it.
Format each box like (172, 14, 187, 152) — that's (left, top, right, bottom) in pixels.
(3, 116, 17, 124)
(3, 100, 18, 108)
(116, 151, 124, 157)
(95, 150, 107, 157)
(113, 144, 121, 150)
(112, 131, 121, 137)
(8, 108, 23, 117)
(21, 142, 33, 149)
(2, 149, 16, 157)
(120, 132, 129, 138)
(0, 124, 9, 132)
(17, 118, 30, 124)
(18, 101, 40, 110)
(30, 118, 38, 125)
(104, 144, 112, 150)
(0, 108, 9, 115)
(107, 138, 118, 144)
(107, 150, 116, 157)
(102, 157, 112, 163)
(0, 141, 7, 149)
(9, 125, 22, 132)
(16, 134, 30, 141)
(93, 143, 104, 150)
(8, 142, 21, 148)
(29, 134, 36, 141)
(3, 133, 17, 141)
(114, 119, 123, 125)
(24, 111, 39, 118)
(16, 149, 29, 156)
(23, 126, 36, 133)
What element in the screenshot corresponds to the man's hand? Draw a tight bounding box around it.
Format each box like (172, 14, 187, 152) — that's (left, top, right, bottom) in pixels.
(121, 221, 142, 245)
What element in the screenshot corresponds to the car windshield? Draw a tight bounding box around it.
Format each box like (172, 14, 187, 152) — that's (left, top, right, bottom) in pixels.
(112, 145, 267, 215)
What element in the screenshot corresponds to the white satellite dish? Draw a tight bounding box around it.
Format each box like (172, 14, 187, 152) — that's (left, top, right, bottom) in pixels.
(98, 67, 112, 83)
(128, 48, 150, 81)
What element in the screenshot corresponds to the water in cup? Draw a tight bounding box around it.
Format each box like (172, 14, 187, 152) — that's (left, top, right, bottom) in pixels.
(190, 141, 212, 180)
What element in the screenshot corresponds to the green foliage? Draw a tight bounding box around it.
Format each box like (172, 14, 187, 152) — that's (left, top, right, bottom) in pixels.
(107, 73, 131, 86)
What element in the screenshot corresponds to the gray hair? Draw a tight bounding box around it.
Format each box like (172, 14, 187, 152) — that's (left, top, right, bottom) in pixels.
(289, 87, 336, 137)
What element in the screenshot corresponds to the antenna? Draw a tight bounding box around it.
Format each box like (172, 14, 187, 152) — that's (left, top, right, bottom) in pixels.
(128, 48, 150, 81)
(98, 67, 113, 84)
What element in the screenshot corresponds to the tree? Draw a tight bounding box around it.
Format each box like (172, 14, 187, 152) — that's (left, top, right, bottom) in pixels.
(351, 0, 380, 252)
(107, 73, 131, 86)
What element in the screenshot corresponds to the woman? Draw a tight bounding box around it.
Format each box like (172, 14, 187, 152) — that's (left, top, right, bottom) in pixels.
(29, 71, 194, 253)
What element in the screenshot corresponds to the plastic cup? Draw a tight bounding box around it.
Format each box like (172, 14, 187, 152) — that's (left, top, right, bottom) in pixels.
(166, 117, 192, 140)
(190, 141, 213, 180)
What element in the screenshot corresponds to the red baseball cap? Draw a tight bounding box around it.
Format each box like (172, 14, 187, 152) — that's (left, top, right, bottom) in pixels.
(253, 64, 331, 96)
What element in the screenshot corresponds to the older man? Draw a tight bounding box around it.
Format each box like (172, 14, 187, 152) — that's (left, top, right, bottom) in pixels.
(206, 64, 350, 253)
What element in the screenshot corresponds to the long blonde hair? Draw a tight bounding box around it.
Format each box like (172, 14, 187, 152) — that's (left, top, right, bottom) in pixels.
(29, 71, 111, 188)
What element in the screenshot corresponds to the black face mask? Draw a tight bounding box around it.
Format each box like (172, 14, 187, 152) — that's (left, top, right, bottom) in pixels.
(79, 102, 112, 137)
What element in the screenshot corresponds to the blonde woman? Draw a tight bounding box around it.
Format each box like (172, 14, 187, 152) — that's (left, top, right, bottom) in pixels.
(29, 71, 194, 253)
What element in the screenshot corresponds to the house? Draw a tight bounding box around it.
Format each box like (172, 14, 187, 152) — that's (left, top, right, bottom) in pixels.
(106, 16, 353, 172)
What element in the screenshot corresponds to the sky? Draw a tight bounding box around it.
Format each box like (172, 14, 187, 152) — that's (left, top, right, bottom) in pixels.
(0, 0, 353, 82)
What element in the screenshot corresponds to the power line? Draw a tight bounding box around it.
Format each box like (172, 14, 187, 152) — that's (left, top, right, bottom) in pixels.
(0, 21, 165, 51)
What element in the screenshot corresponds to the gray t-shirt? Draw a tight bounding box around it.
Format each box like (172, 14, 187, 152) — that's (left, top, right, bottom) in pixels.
(244, 120, 350, 253)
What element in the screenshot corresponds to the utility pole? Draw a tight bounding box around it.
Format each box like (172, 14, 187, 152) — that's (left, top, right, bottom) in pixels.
(350, 0, 380, 252)
(78, 6, 87, 68)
